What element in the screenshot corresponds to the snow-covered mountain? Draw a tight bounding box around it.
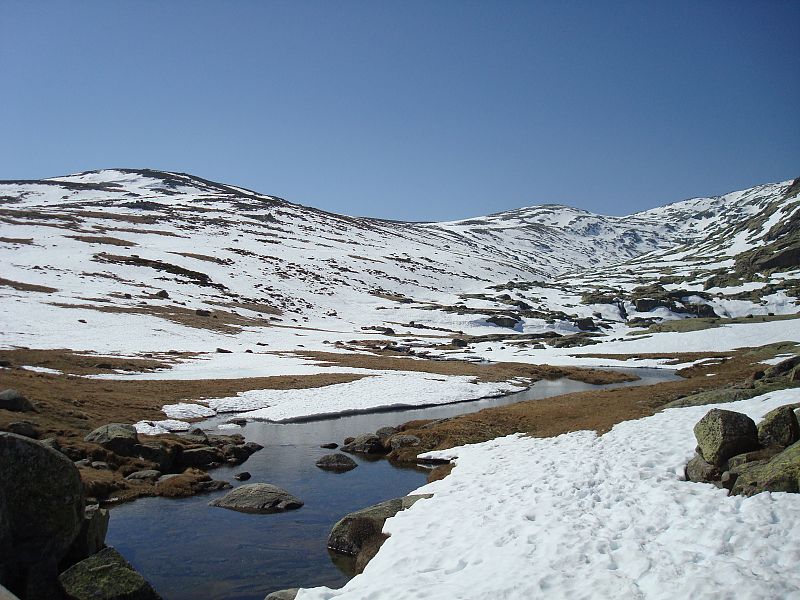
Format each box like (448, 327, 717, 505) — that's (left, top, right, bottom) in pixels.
(0, 169, 798, 359)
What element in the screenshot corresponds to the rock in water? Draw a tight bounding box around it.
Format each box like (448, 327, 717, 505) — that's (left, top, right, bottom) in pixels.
(0, 432, 84, 599)
(757, 405, 800, 448)
(340, 434, 385, 455)
(264, 589, 299, 600)
(693, 409, 759, 466)
(209, 484, 303, 514)
(0, 389, 35, 412)
(315, 453, 358, 472)
(59, 546, 162, 600)
(328, 494, 431, 557)
(62, 504, 110, 568)
(84, 423, 139, 455)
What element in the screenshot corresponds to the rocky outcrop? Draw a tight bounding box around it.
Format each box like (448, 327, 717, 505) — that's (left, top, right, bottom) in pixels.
(0, 432, 84, 599)
(84, 424, 139, 455)
(686, 405, 800, 497)
(0, 390, 35, 413)
(693, 409, 759, 466)
(315, 453, 358, 472)
(62, 504, 110, 569)
(486, 315, 520, 329)
(58, 547, 161, 600)
(209, 483, 303, 514)
(327, 494, 431, 557)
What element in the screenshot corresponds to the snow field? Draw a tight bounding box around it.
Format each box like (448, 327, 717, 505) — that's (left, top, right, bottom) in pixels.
(299, 389, 800, 600)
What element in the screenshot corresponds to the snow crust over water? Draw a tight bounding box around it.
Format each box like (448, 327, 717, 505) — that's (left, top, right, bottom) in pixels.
(300, 389, 800, 599)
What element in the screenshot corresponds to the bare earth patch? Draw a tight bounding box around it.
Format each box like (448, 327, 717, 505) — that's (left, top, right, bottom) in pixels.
(0, 277, 58, 293)
(68, 234, 138, 247)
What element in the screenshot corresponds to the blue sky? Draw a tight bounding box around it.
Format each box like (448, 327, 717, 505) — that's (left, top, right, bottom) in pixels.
(1, 1, 798, 221)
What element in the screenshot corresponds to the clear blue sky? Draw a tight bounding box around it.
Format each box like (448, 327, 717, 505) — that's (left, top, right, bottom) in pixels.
(1, 1, 798, 221)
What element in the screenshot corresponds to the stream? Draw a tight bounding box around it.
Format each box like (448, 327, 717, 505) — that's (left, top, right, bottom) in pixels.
(106, 367, 678, 600)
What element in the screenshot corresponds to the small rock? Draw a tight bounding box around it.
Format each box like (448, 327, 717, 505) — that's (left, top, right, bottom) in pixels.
(0, 389, 35, 412)
(209, 483, 303, 514)
(234, 472, 251, 481)
(155, 290, 169, 298)
(316, 453, 358, 472)
(91, 461, 111, 470)
(685, 454, 720, 483)
(58, 546, 162, 600)
(195, 309, 211, 317)
(216, 348, 232, 354)
(320, 442, 338, 449)
(693, 409, 759, 466)
(125, 469, 162, 481)
(7, 421, 40, 439)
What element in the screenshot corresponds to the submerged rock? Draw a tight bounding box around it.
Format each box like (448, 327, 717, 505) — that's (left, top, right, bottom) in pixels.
(693, 409, 759, 466)
(316, 453, 358, 472)
(209, 483, 303, 514)
(59, 546, 162, 600)
(264, 589, 299, 600)
(341, 434, 385, 455)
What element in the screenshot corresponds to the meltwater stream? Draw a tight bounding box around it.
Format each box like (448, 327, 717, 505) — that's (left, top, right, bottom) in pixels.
(106, 368, 678, 600)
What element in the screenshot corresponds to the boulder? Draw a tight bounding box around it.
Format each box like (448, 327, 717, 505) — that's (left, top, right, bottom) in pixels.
(486, 315, 519, 329)
(177, 446, 225, 468)
(6, 422, 39, 439)
(264, 589, 299, 600)
(727, 447, 782, 470)
(693, 409, 759, 466)
(341, 434, 386, 455)
(209, 484, 303, 514)
(763, 355, 800, 379)
(328, 494, 431, 556)
(0, 390, 35, 413)
(84, 424, 139, 455)
(125, 470, 161, 482)
(58, 546, 162, 600)
(62, 504, 110, 568)
(633, 298, 661, 312)
(730, 441, 800, 496)
(234, 472, 251, 481)
(375, 426, 398, 440)
(573, 317, 596, 331)
(135, 442, 178, 472)
(451, 338, 468, 348)
(316, 453, 358, 472)
(0, 433, 84, 598)
(685, 454, 721, 483)
(757, 405, 800, 448)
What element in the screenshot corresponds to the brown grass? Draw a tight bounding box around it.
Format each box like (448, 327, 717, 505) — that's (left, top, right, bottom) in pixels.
(0, 277, 58, 293)
(388, 346, 782, 463)
(0, 236, 34, 245)
(172, 251, 230, 264)
(69, 235, 137, 247)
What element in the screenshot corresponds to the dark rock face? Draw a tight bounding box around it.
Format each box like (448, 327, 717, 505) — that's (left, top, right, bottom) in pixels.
(573, 317, 596, 331)
(451, 338, 468, 348)
(341, 434, 386, 455)
(134, 442, 179, 472)
(633, 298, 661, 312)
(0, 389, 35, 412)
(0, 433, 84, 599)
(328, 494, 431, 557)
(84, 424, 139, 455)
(354, 533, 390, 575)
(693, 409, 759, 466)
(59, 546, 162, 600)
(316, 453, 358, 472)
(757, 406, 800, 448)
(264, 589, 299, 600)
(209, 484, 303, 514)
(685, 454, 721, 483)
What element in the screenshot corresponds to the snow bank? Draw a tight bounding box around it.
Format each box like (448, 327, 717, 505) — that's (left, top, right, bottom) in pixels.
(213, 372, 527, 422)
(299, 389, 800, 599)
